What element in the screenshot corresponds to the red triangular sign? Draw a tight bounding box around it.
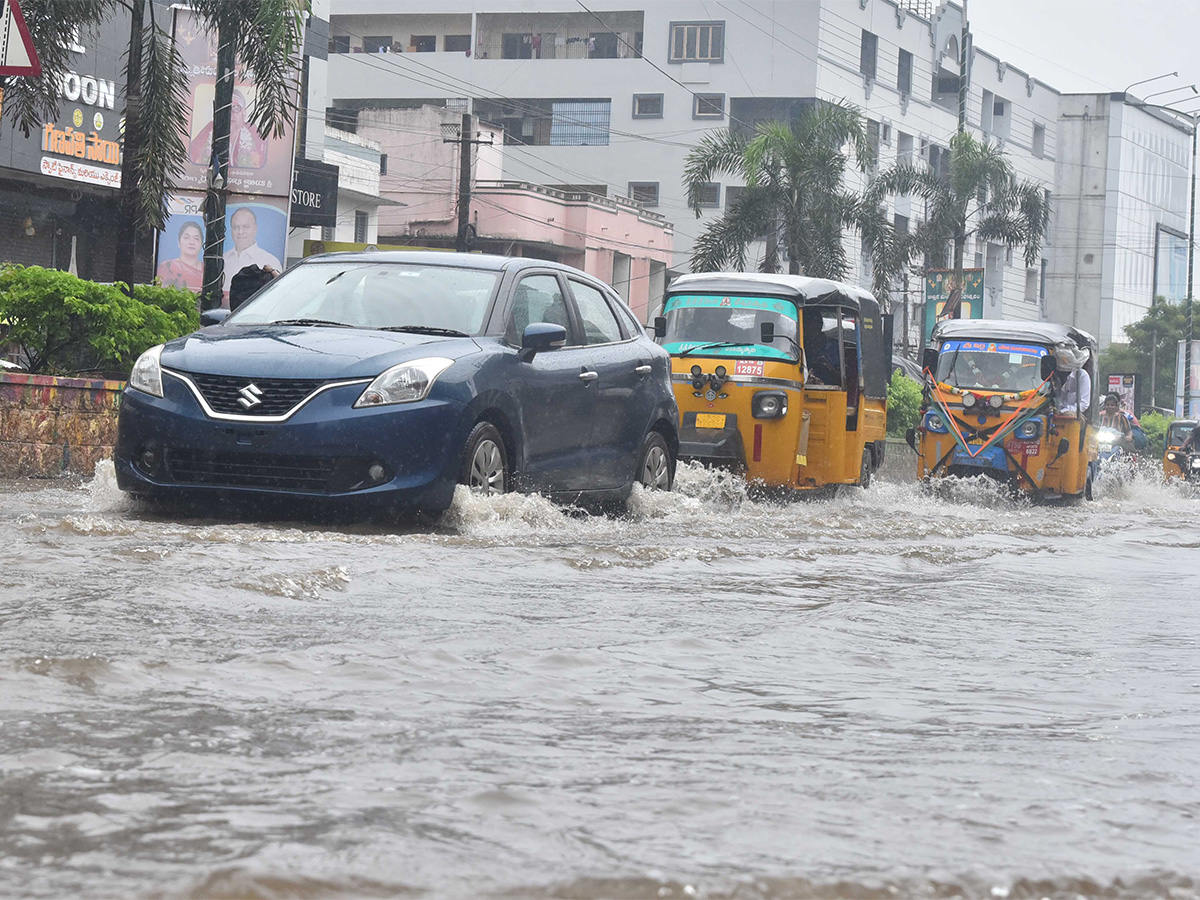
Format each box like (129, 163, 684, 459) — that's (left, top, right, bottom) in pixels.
(0, 0, 41, 77)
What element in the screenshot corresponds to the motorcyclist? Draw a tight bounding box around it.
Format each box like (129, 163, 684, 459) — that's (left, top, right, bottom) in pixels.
(1098, 392, 1134, 451)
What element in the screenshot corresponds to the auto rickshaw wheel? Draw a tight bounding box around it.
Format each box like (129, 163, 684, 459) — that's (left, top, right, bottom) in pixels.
(858, 449, 872, 489)
(1085, 466, 1094, 501)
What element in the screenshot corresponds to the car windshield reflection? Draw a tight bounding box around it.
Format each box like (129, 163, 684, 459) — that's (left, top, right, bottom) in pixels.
(228, 262, 500, 335)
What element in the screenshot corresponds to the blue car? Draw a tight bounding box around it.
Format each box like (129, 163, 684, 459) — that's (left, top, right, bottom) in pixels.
(115, 252, 679, 514)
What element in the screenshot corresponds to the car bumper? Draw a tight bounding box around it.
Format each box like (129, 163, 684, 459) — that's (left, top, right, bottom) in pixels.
(115, 377, 469, 511)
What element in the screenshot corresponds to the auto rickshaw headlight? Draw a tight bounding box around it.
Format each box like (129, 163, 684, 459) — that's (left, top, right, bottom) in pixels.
(961, 392, 977, 408)
(752, 390, 787, 419)
(924, 412, 948, 433)
(1015, 420, 1041, 440)
(1168, 451, 1179, 462)
(690, 365, 702, 377)
(715, 365, 727, 378)
(988, 394, 1004, 409)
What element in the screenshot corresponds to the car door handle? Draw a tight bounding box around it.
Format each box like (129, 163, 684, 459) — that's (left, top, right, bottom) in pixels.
(579, 370, 599, 382)
(635, 364, 652, 375)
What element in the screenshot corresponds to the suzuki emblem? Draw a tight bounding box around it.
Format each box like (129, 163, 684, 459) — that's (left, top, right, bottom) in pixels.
(237, 383, 264, 408)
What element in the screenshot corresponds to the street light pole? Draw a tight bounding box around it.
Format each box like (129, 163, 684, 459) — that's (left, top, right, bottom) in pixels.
(1187, 114, 1197, 416)
(1123, 71, 1178, 95)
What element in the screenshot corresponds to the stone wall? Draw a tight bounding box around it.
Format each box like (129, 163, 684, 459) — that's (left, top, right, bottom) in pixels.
(0, 372, 123, 477)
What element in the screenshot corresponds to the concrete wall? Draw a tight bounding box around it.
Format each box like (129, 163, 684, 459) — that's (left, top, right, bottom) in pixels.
(0, 373, 122, 477)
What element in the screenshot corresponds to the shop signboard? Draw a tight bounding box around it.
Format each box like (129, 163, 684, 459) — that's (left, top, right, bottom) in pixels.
(923, 268, 984, 346)
(290, 157, 338, 228)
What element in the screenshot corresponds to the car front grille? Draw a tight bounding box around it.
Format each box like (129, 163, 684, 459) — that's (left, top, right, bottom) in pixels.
(182, 373, 331, 416)
(166, 448, 339, 492)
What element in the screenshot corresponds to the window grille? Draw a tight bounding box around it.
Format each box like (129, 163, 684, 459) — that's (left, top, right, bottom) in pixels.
(549, 101, 611, 146)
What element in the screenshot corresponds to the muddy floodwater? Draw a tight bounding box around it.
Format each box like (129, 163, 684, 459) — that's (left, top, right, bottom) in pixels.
(1, 462, 1199, 900)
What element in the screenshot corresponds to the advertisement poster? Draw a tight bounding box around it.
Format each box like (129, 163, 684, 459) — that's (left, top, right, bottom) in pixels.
(1174, 340, 1200, 418)
(923, 268, 984, 345)
(157, 194, 288, 303)
(1107, 373, 1137, 413)
(170, 8, 296, 196)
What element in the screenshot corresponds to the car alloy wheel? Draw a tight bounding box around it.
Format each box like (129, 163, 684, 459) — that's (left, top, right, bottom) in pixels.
(639, 432, 673, 490)
(461, 422, 508, 495)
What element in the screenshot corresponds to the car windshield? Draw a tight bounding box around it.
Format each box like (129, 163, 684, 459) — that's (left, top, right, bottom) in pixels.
(935, 339, 1047, 392)
(661, 293, 799, 361)
(228, 262, 501, 334)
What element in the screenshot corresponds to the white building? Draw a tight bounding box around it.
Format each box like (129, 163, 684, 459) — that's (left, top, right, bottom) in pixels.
(1046, 93, 1193, 348)
(325, 0, 1058, 329)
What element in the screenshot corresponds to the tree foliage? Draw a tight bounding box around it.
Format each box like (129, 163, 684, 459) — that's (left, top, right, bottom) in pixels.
(1139, 410, 1172, 454)
(886, 370, 923, 437)
(0, 265, 198, 376)
(1097, 300, 1186, 411)
(682, 102, 901, 296)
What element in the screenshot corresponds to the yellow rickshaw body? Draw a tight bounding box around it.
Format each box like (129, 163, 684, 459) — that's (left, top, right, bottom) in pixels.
(1162, 419, 1197, 480)
(913, 320, 1099, 500)
(661, 274, 890, 491)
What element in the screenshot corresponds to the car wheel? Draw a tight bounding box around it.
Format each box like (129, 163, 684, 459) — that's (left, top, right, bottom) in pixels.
(460, 422, 508, 495)
(858, 448, 873, 489)
(638, 431, 673, 491)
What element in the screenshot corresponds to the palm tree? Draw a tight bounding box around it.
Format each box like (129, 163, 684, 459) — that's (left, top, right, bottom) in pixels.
(681, 101, 902, 297)
(867, 131, 1050, 317)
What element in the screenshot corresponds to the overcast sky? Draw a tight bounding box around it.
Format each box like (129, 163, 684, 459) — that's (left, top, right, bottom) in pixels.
(970, 0, 1200, 103)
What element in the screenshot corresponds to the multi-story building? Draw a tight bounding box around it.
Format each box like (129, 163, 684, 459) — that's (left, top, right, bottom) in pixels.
(1046, 93, 1193, 348)
(325, 0, 1060, 330)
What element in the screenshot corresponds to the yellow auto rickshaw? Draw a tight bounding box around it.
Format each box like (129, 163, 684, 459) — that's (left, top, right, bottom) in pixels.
(907, 320, 1099, 500)
(1163, 419, 1199, 481)
(654, 273, 890, 491)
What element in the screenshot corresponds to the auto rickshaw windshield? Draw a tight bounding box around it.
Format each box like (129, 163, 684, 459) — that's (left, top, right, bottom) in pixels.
(1168, 422, 1195, 446)
(935, 339, 1048, 392)
(661, 294, 800, 360)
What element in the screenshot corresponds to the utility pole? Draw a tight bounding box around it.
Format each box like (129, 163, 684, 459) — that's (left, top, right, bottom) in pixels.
(1186, 114, 1197, 415)
(443, 113, 493, 252)
(112, 0, 144, 292)
(201, 22, 235, 310)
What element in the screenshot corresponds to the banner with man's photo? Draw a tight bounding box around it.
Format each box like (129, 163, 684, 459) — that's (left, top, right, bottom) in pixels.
(155, 7, 298, 305)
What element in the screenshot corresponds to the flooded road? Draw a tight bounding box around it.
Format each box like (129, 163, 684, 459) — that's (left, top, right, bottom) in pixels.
(2, 463, 1199, 900)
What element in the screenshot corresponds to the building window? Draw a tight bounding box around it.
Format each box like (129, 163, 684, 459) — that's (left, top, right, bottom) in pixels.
(865, 119, 880, 165)
(354, 210, 369, 243)
(696, 182, 720, 208)
(669, 21, 724, 62)
(894, 213, 909, 234)
(1025, 267, 1038, 302)
(409, 35, 435, 52)
(632, 93, 663, 118)
(328, 34, 350, 54)
(321, 224, 335, 241)
(502, 33, 533, 59)
(445, 98, 469, 114)
(859, 30, 878, 79)
(1032, 123, 1046, 158)
(379, 154, 388, 176)
(590, 32, 619, 58)
(444, 34, 471, 53)
(363, 35, 394, 54)
(897, 131, 913, 165)
(693, 93, 724, 119)
(549, 100, 611, 146)
(629, 182, 660, 206)
(898, 49, 913, 95)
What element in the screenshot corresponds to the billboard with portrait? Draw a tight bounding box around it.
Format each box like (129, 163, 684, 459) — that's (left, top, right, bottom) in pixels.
(154, 194, 207, 293)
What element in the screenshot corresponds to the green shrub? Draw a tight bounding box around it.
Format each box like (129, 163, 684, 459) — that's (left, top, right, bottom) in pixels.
(1139, 410, 1172, 454)
(0, 264, 198, 377)
(887, 369, 923, 437)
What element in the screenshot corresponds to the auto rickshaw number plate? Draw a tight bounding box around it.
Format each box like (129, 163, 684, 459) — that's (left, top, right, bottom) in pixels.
(696, 413, 726, 429)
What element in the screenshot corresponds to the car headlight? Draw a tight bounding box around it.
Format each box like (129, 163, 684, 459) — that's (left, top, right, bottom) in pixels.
(752, 390, 787, 419)
(924, 412, 948, 433)
(128, 344, 164, 398)
(1015, 419, 1041, 440)
(354, 357, 454, 408)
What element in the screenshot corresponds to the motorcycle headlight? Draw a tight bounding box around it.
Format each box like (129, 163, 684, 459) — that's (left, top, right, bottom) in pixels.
(961, 392, 977, 408)
(924, 412, 948, 433)
(354, 357, 454, 408)
(1097, 427, 1120, 444)
(1015, 419, 1041, 440)
(128, 344, 164, 398)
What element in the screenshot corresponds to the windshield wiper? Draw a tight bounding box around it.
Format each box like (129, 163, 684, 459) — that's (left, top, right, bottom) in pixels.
(269, 318, 354, 328)
(378, 325, 469, 337)
(677, 341, 754, 358)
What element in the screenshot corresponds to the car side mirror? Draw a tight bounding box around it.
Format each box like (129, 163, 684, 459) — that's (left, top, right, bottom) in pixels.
(200, 308, 231, 327)
(1041, 355, 1057, 381)
(921, 348, 937, 374)
(653, 316, 667, 339)
(760, 321, 775, 344)
(520, 322, 568, 362)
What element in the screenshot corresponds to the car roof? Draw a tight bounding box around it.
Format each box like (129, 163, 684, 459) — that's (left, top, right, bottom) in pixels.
(297, 250, 600, 278)
(666, 272, 876, 312)
(931, 318, 1098, 350)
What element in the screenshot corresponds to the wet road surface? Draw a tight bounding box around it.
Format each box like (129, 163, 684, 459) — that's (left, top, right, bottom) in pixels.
(1, 463, 1198, 899)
